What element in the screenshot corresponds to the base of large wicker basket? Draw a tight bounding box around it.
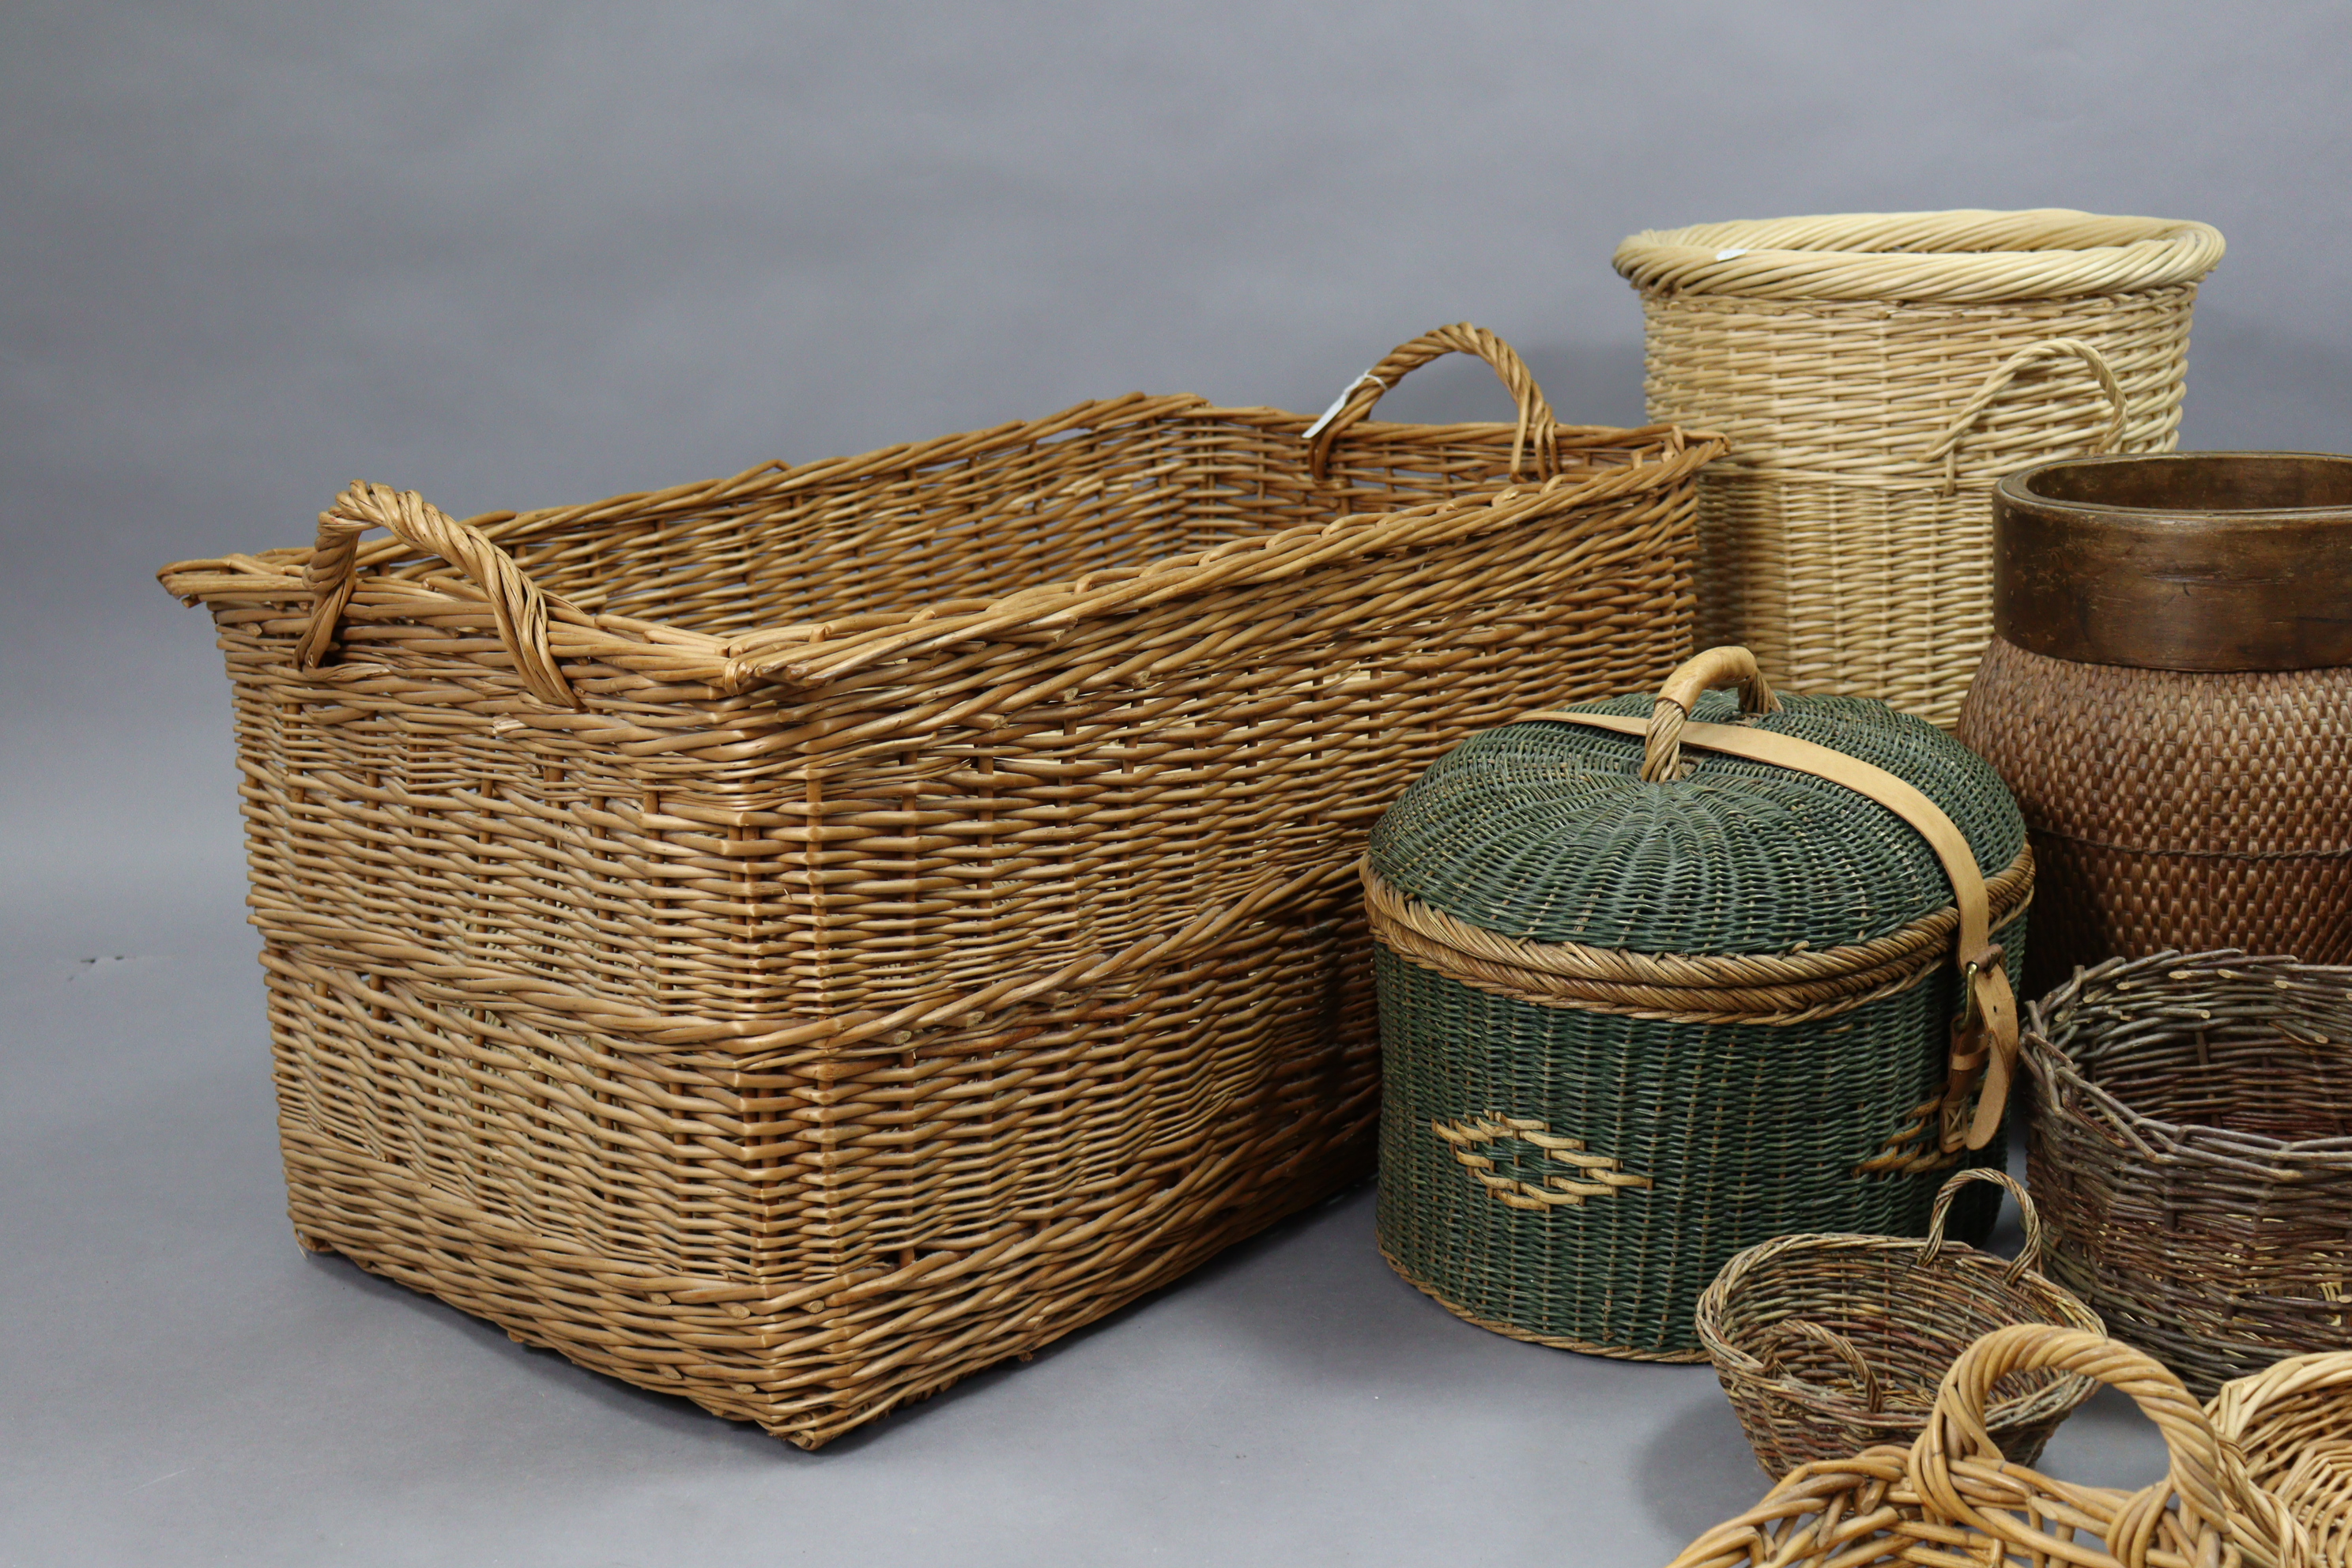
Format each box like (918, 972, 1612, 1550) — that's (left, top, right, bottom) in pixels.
(285, 1114, 1375, 1448)
(1378, 1243, 1708, 1363)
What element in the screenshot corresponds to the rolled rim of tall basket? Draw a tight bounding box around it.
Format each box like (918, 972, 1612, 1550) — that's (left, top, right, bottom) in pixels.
(1613, 209, 2225, 302)
(1696, 1169, 2105, 1454)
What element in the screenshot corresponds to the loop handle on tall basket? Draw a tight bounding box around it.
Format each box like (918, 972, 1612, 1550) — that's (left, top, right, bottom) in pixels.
(1304, 322, 1559, 484)
(1915, 1324, 2302, 1568)
(1922, 337, 2131, 495)
(1756, 1318, 1883, 1414)
(295, 481, 582, 711)
(1528, 646, 2020, 1152)
(1917, 1167, 2043, 1284)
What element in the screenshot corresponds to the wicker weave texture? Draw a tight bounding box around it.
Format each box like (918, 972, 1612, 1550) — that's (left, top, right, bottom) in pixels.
(2212, 1351, 2352, 1562)
(1695, 1168, 2104, 1479)
(1960, 636, 2352, 998)
(1615, 210, 2222, 728)
(1369, 687, 2026, 1360)
(158, 326, 1717, 1446)
(1668, 1324, 2303, 1568)
(2026, 951, 2352, 1400)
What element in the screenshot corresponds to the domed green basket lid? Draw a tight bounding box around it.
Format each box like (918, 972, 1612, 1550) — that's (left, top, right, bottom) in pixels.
(1368, 651, 2025, 959)
(1368, 647, 2032, 1150)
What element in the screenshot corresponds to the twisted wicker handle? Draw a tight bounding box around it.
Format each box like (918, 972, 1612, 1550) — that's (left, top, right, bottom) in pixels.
(1640, 645, 1781, 782)
(1758, 1319, 1883, 1414)
(1917, 1167, 2043, 1285)
(296, 481, 582, 711)
(1923, 337, 2130, 492)
(1914, 1325, 2267, 1568)
(1305, 322, 1559, 483)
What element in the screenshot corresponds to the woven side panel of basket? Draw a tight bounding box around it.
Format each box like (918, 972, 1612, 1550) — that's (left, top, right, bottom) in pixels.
(2026, 952, 2352, 1399)
(1375, 938, 2022, 1361)
(1961, 637, 2352, 998)
(1619, 210, 2222, 729)
(166, 378, 1709, 1446)
(1642, 289, 2195, 726)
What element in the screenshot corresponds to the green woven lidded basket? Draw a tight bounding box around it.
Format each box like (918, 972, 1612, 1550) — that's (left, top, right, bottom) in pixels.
(1364, 646, 2031, 1360)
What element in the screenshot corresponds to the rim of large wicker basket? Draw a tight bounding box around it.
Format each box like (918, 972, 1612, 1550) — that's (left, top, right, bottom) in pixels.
(2025, 950, 2352, 1163)
(160, 334, 1723, 705)
(1696, 1171, 2107, 1442)
(1614, 208, 2224, 302)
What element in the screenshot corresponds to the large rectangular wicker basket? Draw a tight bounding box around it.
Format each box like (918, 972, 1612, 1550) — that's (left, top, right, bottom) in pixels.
(159, 324, 1717, 1447)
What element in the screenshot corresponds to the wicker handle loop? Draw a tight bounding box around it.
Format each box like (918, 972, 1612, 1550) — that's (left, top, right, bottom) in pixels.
(1305, 322, 1559, 484)
(1913, 1325, 2255, 1568)
(1918, 1167, 2043, 1284)
(1757, 1319, 1883, 1415)
(1641, 645, 1781, 783)
(1923, 337, 2130, 494)
(295, 481, 582, 711)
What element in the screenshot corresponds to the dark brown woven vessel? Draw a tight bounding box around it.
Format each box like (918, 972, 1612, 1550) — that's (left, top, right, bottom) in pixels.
(1694, 1168, 2103, 1478)
(1958, 452, 2352, 999)
(2026, 950, 2352, 1398)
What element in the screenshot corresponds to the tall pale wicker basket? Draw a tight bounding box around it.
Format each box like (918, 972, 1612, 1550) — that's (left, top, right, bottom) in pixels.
(1615, 209, 2224, 727)
(158, 324, 1716, 1448)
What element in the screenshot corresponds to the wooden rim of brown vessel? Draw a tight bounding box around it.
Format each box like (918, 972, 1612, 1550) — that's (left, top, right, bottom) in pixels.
(1991, 451, 2352, 672)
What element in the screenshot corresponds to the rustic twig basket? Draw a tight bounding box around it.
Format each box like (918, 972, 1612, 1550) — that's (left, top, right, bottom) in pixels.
(156, 323, 1718, 1448)
(2026, 950, 2352, 1400)
(1668, 1324, 2303, 1568)
(1615, 209, 2224, 728)
(1696, 1167, 2103, 1477)
(2211, 1351, 2352, 1562)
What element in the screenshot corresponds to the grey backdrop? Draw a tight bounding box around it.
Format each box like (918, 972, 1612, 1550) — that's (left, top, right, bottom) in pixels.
(4, 3, 2347, 1564)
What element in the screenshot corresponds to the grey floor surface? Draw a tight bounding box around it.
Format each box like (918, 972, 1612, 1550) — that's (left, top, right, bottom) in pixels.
(3, 850, 2173, 1567)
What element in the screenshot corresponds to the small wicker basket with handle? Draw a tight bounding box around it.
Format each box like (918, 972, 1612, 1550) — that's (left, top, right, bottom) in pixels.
(1667, 1323, 2307, 1568)
(1696, 1167, 2105, 1478)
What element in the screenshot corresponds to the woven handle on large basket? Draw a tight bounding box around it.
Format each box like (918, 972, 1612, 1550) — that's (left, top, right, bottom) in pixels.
(1528, 646, 2021, 1152)
(1915, 1325, 2293, 1568)
(1303, 322, 1559, 483)
(1918, 1167, 2043, 1284)
(294, 481, 581, 711)
(1922, 337, 2130, 492)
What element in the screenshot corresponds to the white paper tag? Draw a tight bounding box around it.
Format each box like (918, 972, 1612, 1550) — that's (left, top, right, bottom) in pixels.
(1302, 368, 1387, 440)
